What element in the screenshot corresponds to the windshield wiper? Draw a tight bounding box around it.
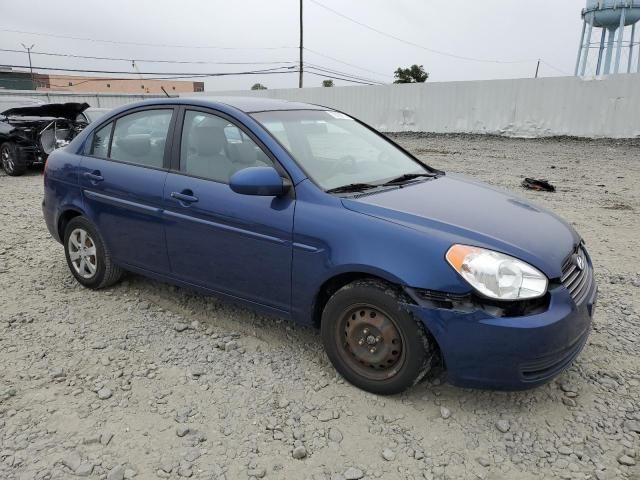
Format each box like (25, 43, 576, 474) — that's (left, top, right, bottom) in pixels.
(326, 183, 379, 194)
(380, 172, 439, 186)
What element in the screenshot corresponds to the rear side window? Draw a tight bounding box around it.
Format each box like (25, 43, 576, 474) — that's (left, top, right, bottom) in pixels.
(109, 109, 173, 168)
(89, 122, 112, 158)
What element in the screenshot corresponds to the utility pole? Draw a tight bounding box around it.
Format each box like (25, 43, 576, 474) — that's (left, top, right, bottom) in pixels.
(21, 43, 35, 89)
(299, 0, 304, 88)
(535, 59, 541, 78)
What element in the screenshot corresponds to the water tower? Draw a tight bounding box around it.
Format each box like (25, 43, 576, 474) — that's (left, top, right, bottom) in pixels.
(575, 0, 640, 76)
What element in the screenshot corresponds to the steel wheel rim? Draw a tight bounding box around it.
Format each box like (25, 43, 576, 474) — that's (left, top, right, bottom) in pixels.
(1, 146, 14, 171)
(68, 228, 98, 279)
(336, 303, 406, 381)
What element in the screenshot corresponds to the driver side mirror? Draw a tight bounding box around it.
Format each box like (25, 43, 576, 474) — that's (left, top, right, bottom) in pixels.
(229, 166, 290, 197)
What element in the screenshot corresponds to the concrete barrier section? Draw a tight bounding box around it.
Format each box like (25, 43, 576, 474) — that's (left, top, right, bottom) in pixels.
(2, 74, 639, 138)
(191, 74, 640, 138)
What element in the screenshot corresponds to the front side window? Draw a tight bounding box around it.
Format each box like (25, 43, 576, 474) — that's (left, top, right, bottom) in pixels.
(89, 122, 112, 158)
(252, 110, 430, 191)
(109, 109, 172, 168)
(180, 110, 272, 183)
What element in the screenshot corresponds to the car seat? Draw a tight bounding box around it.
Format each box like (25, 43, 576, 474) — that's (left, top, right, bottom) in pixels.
(185, 126, 234, 181)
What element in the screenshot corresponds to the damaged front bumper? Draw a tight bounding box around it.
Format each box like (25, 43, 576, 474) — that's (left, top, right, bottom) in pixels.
(404, 281, 597, 390)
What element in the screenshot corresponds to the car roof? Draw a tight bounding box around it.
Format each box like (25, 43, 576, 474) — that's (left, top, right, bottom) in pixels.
(115, 96, 327, 114)
(181, 96, 326, 113)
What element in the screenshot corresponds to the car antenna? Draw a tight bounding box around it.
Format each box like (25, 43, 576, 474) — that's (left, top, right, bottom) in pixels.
(160, 86, 174, 98)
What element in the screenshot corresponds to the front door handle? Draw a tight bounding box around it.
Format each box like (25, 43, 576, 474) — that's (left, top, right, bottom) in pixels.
(84, 171, 104, 184)
(171, 190, 199, 205)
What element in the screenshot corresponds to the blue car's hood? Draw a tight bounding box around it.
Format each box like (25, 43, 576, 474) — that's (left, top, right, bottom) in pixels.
(341, 174, 580, 279)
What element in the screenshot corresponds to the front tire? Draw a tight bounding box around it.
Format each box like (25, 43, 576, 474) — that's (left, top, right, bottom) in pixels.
(321, 279, 435, 395)
(1, 142, 27, 176)
(63, 217, 124, 289)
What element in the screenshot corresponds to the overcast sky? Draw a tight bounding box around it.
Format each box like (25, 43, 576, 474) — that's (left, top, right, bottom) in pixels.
(0, 0, 587, 91)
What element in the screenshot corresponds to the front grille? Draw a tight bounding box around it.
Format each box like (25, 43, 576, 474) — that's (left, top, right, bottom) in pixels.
(561, 246, 593, 305)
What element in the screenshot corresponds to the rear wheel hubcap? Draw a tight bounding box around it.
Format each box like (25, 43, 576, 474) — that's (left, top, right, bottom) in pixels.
(68, 228, 98, 279)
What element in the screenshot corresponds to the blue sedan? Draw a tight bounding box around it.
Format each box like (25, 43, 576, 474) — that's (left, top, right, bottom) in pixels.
(42, 97, 596, 394)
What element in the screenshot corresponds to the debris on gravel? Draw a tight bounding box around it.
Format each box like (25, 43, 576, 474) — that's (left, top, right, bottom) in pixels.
(381, 448, 396, 461)
(495, 419, 510, 433)
(344, 467, 365, 479)
(292, 445, 307, 459)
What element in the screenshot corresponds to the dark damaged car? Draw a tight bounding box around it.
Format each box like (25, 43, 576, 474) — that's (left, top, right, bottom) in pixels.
(0, 102, 90, 176)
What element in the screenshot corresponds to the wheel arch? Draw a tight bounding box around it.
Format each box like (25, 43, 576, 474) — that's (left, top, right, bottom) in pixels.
(311, 268, 409, 329)
(57, 207, 86, 241)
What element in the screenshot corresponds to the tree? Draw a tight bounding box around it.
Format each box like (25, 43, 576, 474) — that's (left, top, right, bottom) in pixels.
(322, 79, 334, 87)
(393, 65, 429, 84)
(251, 83, 268, 90)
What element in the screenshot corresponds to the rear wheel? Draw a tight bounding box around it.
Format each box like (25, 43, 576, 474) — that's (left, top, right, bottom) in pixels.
(321, 279, 435, 395)
(63, 216, 124, 289)
(1, 142, 27, 176)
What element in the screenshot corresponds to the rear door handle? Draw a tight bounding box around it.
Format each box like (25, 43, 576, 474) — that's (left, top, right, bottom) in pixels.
(171, 191, 199, 205)
(84, 171, 104, 183)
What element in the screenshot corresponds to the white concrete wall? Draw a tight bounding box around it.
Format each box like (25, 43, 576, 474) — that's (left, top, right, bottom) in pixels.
(2, 75, 639, 138)
(190, 74, 640, 138)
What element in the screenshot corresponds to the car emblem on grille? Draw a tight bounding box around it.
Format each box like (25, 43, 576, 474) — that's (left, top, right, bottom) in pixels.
(575, 255, 585, 271)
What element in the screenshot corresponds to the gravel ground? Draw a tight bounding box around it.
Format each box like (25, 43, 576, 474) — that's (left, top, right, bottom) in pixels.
(0, 134, 639, 480)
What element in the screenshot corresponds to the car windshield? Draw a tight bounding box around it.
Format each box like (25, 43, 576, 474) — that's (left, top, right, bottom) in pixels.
(252, 110, 431, 191)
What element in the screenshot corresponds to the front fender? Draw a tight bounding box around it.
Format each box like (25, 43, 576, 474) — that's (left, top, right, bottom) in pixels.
(290, 182, 470, 323)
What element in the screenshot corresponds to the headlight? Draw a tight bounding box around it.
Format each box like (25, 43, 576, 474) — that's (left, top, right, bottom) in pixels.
(446, 245, 548, 300)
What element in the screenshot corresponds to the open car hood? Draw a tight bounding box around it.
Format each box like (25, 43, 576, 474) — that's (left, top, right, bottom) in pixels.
(1, 102, 90, 120)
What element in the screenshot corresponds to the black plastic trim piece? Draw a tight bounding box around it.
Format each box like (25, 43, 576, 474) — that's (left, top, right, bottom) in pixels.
(405, 287, 551, 318)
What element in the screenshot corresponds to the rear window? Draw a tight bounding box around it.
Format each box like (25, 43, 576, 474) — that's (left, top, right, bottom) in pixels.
(89, 122, 112, 158)
(85, 109, 173, 168)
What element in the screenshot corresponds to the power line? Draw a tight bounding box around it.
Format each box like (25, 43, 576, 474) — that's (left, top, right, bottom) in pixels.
(0, 43, 386, 84)
(0, 47, 296, 66)
(0, 61, 382, 84)
(305, 63, 385, 84)
(0, 27, 395, 83)
(304, 70, 377, 85)
(540, 60, 571, 76)
(306, 66, 384, 84)
(0, 64, 383, 86)
(0, 63, 297, 78)
(304, 47, 389, 78)
(0, 46, 388, 84)
(308, 0, 535, 64)
(0, 27, 297, 51)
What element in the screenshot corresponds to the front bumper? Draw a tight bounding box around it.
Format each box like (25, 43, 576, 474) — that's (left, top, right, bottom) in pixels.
(406, 281, 597, 390)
